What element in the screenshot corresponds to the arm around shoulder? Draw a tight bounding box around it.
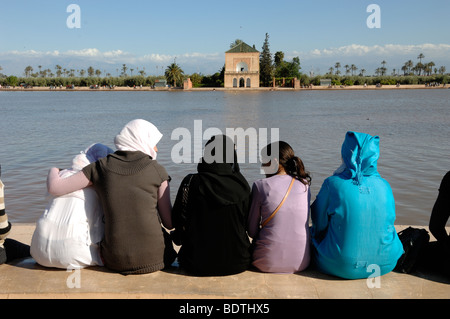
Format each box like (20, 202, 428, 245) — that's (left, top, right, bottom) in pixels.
(157, 179, 173, 230)
(47, 168, 91, 196)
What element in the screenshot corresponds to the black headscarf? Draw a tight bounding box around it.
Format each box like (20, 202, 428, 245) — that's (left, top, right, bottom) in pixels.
(196, 135, 250, 206)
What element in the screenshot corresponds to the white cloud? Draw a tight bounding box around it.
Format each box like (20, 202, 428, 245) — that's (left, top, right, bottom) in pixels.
(1, 44, 448, 76)
(289, 43, 450, 75)
(294, 43, 450, 60)
(0, 48, 224, 75)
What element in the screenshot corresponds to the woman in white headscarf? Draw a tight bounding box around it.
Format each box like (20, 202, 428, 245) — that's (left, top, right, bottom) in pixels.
(45, 120, 174, 275)
(31, 143, 114, 269)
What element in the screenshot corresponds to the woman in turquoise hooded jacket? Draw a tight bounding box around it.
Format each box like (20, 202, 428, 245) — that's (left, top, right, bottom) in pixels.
(311, 131, 403, 279)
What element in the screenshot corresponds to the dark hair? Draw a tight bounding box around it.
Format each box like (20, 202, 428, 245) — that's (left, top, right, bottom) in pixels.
(262, 141, 311, 186)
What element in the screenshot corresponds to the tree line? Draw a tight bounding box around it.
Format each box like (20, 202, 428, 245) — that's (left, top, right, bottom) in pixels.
(1, 66, 447, 89)
(0, 35, 448, 88)
(0, 61, 224, 88)
(327, 55, 446, 78)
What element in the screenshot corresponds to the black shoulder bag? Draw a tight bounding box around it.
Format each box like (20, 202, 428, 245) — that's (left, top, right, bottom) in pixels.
(171, 174, 194, 246)
(395, 227, 430, 274)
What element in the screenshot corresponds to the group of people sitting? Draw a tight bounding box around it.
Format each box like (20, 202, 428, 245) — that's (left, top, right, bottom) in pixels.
(1, 119, 449, 280)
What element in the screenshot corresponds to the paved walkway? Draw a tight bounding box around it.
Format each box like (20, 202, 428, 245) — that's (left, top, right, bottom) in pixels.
(0, 224, 448, 299)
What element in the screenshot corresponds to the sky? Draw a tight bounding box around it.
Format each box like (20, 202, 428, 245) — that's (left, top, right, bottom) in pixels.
(0, 0, 449, 77)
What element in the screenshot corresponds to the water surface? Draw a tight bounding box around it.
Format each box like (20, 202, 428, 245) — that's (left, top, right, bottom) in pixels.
(1, 89, 449, 225)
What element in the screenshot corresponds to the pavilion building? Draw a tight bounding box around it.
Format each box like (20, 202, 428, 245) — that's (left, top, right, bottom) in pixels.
(224, 42, 260, 88)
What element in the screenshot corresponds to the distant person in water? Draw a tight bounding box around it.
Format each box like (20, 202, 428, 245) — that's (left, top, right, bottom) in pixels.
(46, 119, 175, 275)
(310, 131, 403, 279)
(247, 141, 311, 273)
(31, 143, 114, 269)
(0, 165, 31, 265)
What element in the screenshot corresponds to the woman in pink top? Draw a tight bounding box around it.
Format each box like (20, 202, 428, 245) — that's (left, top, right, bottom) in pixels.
(247, 141, 311, 273)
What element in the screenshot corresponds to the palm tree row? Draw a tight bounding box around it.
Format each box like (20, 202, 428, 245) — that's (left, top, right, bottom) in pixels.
(20, 62, 188, 87)
(5, 62, 185, 88)
(329, 62, 365, 77)
(329, 54, 446, 77)
(22, 64, 149, 79)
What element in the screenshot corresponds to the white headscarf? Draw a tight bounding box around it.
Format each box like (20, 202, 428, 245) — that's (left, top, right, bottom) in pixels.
(114, 119, 162, 159)
(72, 143, 114, 171)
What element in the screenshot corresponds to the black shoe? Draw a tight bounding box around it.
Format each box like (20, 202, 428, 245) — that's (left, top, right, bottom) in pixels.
(3, 238, 31, 262)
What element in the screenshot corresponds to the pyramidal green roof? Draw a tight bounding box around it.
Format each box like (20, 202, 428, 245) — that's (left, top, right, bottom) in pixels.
(226, 42, 259, 53)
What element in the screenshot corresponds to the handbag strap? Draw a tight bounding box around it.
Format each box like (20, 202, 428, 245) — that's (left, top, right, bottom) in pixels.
(261, 177, 295, 228)
(181, 174, 194, 213)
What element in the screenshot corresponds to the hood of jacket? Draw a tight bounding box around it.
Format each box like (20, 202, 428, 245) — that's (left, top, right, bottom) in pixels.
(339, 131, 380, 184)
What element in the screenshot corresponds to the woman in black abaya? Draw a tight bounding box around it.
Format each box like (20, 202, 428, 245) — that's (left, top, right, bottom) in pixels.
(171, 135, 251, 276)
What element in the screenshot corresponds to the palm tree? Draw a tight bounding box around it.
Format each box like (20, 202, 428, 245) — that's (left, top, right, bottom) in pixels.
(334, 62, 341, 75)
(350, 64, 358, 76)
(141, 67, 146, 77)
(425, 62, 435, 76)
(417, 53, 425, 64)
(403, 60, 413, 75)
(121, 64, 128, 77)
(87, 66, 95, 77)
(401, 65, 408, 76)
(55, 65, 62, 77)
(416, 54, 425, 76)
(328, 67, 334, 75)
(344, 64, 350, 75)
(24, 66, 33, 77)
(415, 62, 424, 76)
(381, 61, 387, 75)
(165, 62, 184, 87)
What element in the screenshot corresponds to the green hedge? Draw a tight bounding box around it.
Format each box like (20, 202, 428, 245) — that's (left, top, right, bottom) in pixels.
(0, 74, 447, 88)
(0, 76, 164, 87)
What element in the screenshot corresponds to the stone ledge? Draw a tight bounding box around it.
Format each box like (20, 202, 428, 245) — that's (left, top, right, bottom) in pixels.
(0, 224, 448, 299)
